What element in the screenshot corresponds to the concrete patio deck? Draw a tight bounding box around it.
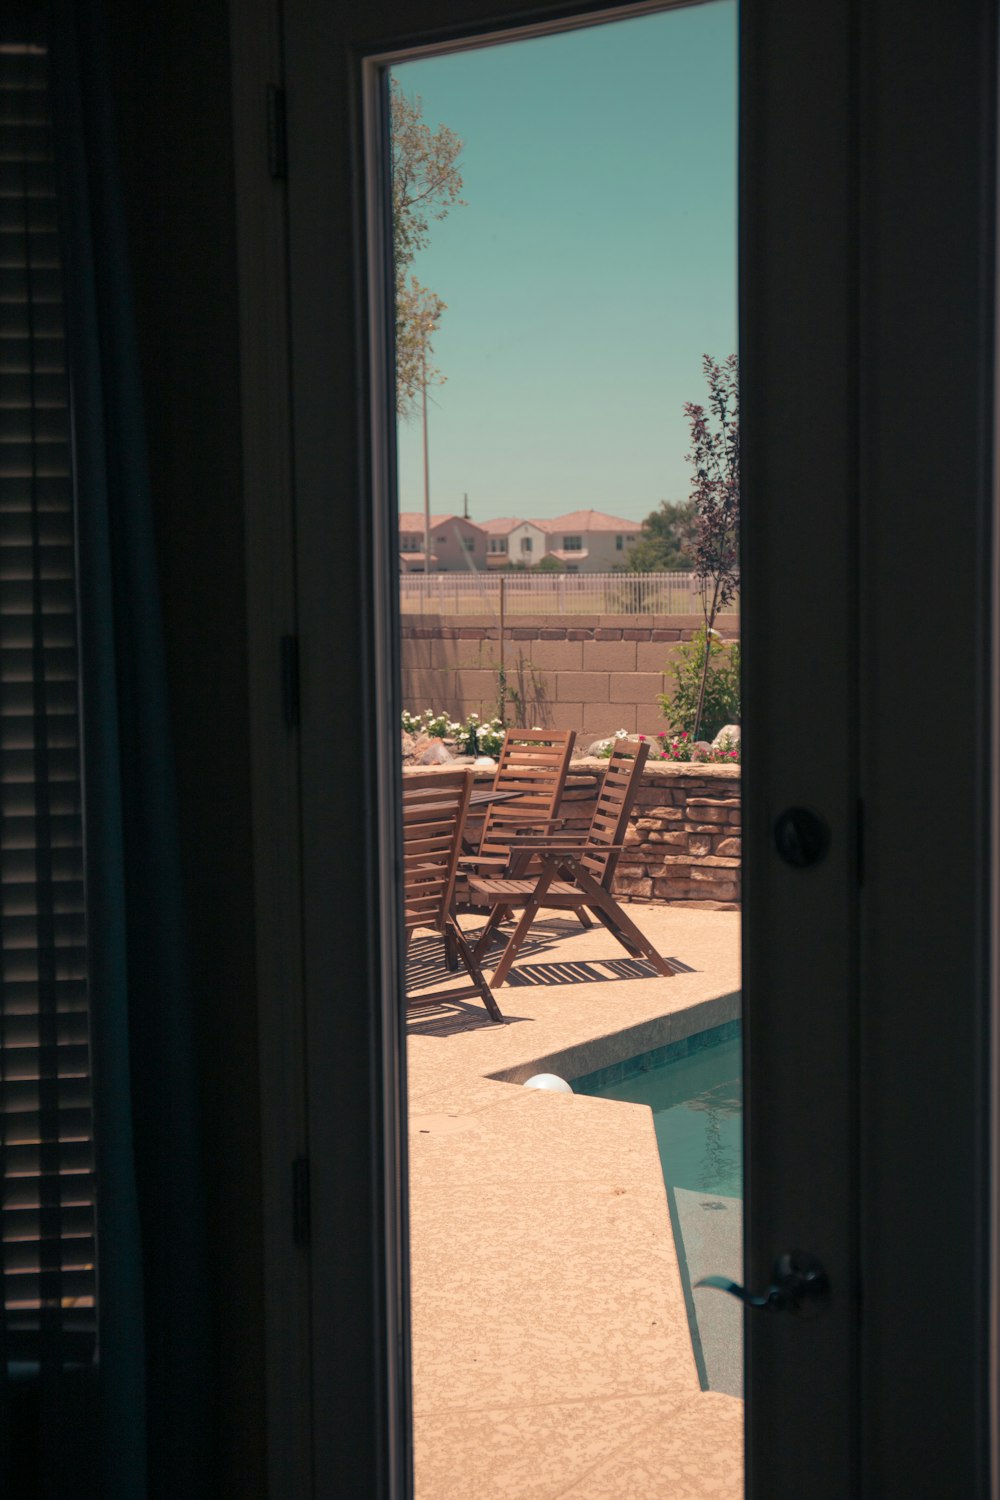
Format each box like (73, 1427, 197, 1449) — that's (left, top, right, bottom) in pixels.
(407, 904, 744, 1499)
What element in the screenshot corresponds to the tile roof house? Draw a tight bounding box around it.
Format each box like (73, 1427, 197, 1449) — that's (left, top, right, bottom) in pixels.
(534, 509, 641, 570)
(398, 512, 487, 571)
(399, 509, 642, 571)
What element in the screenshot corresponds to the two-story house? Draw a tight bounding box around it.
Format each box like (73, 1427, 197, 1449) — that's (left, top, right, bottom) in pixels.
(478, 515, 550, 568)
(537, 509, 640, 571)
(398, 512, 487, 571)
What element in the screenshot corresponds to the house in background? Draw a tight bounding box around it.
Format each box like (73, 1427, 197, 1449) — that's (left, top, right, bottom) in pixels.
(537, 509, 640, 571)
(476, 515, 515, 566)
(405, 509, 641, 571)
(478, 515, 549, 568)
(398, 512, 487, 571)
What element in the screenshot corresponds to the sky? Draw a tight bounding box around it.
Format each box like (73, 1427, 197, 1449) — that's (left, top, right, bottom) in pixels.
(392, 1, 737, 527)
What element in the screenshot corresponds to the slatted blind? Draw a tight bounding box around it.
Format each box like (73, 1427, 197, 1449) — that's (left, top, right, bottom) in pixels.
(1, 39, 96, 1368)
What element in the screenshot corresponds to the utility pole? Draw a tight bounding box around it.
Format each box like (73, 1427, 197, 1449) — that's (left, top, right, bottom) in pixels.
(463, 491, 469, 520)
(422, 341, 431, 574)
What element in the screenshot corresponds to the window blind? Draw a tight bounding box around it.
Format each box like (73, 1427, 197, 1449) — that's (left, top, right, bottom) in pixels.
(1, 39, 95, 1369)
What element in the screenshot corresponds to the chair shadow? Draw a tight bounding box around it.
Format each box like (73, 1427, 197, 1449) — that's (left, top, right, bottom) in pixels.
(405, 931, 534, 1036)
(406, 922, 695, 1018)
(470, 917, 695, 986)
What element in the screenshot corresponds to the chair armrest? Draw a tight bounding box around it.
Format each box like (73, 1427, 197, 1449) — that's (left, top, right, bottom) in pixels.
(510, 840, 624, 854)
(457, 854, 511, 870)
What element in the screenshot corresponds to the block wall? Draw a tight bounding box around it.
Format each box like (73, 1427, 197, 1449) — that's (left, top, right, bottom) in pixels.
(400, 612, 739, 742)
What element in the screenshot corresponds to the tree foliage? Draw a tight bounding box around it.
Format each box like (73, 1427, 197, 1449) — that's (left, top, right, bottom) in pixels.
(391, 80, 466, 416)
(625, 498, 698, 572)
(686, 353, 740, 618)
(658, 628, 740, 740)
(684, 353, 740, 737)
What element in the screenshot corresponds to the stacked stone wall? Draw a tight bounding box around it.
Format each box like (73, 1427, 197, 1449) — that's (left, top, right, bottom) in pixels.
(409, 757, 741, 912)
(614, 770, 740, 911)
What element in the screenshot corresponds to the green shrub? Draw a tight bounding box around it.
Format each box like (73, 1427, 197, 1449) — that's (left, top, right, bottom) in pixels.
(658, 628, 740, 740)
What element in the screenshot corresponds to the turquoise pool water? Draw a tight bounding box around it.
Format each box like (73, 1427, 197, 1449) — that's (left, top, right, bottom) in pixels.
(572, 1022, 742, 1198)
(572, 1022, 743, 1395)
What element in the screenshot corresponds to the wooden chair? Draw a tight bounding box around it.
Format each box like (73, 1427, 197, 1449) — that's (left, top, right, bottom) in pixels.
(466, 727, 577, 869)
(447, 727, 577, 968)
(403, 770, 503, 1021)
(465, 741, 680, 987)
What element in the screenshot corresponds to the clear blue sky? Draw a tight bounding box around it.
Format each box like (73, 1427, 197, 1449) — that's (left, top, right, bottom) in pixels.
(392, 1, 737, 526)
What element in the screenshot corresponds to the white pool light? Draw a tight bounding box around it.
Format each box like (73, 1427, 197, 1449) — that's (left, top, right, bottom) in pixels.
(523, 1073, 573, 1094)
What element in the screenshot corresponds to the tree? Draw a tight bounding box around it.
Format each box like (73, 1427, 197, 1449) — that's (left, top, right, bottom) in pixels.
(625, 498, 698, 572)
(684, 353, 740, 739)
(390, 80, 465, 416)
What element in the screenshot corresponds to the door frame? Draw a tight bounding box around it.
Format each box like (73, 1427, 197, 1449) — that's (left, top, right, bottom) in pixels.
(245, 0, 1000, 1493)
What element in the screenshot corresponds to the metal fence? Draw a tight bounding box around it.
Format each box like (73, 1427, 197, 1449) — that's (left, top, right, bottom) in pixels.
(399, 571, 737, 617)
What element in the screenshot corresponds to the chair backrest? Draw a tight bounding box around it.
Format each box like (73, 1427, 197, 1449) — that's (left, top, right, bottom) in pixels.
(582, 739, 651, 887)
(478, 727, 576, 862)
(401, 770, 472, 934)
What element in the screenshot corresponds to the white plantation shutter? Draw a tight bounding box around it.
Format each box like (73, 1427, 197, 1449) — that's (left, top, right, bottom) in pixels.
(0, 38, 95, 1368)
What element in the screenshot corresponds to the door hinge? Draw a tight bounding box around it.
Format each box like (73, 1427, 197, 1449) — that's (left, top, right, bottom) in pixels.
(267, 84, 288, 180)
(292, 1155, 311, 1246)
(281, 634, 300, 729)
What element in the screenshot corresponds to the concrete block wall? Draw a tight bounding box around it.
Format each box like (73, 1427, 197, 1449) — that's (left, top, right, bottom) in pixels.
(400, 612, 740, 741)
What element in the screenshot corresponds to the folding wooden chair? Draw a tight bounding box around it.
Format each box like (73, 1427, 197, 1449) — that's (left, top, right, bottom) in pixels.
(402, 770, 503, 1021)
(466, 741, 680, 987)
(465, 727, 577, 869)
(444, 727, 577, 968)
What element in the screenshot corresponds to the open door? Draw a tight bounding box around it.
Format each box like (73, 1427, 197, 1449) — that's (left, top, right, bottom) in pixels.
(271, 0, 995, 1494)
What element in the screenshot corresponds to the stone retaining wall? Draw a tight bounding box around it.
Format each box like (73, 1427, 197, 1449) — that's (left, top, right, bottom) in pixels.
(614, 764, 740, 911)
(407, 757, 741, 912)
(401, 612, 739, 742)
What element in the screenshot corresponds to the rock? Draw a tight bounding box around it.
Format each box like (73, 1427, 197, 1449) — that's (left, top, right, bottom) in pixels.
(712, 724, 741, 748)
(690, 740, 713, 761)
(585, 737, 615, 757)
(401, 730, 416, 755)
(417, 738, 453, 765)
(473, 756, 497, 769)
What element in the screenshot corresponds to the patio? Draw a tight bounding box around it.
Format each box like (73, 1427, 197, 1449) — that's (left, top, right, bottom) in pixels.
(407, 902, 743, 1500)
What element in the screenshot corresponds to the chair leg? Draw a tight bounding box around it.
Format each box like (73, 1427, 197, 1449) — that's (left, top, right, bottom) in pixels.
(489, 862, 559, 987)
(449, 924, 504, 1022)
(572, 866, 679, 977)
(589, 901, 645, 958)
(576, 907, 593, 929)
(472, 905, 507, 961)
(443, 924, 458, 971)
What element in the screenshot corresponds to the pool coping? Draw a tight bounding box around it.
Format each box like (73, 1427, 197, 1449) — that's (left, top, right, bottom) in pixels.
(485, 986, 741, 1088)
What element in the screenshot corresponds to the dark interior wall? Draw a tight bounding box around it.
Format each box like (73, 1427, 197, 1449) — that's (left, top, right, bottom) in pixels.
(100, 1, 266, 1491)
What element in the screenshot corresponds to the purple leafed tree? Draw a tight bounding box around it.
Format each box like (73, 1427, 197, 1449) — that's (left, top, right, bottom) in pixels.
(683, 353, 740, 740)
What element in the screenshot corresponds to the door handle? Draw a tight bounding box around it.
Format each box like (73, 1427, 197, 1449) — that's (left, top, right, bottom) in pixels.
(774, 807, 830, 867)
(697, 1250, 830, 1316)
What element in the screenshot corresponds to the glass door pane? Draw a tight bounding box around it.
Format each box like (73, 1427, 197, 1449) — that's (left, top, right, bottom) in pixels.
(387, 8, 744, 1493)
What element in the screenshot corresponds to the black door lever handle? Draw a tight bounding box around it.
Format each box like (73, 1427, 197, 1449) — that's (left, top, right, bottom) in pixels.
(697, 1250, 830, 1316)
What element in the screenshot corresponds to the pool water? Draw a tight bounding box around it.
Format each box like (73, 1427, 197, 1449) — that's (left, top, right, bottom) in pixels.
(578, 1034, 742, 1197)
(573, 1025, 743, 1395)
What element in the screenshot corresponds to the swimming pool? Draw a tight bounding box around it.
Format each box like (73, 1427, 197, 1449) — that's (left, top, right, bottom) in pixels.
(572, 1021, 743, 1395)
